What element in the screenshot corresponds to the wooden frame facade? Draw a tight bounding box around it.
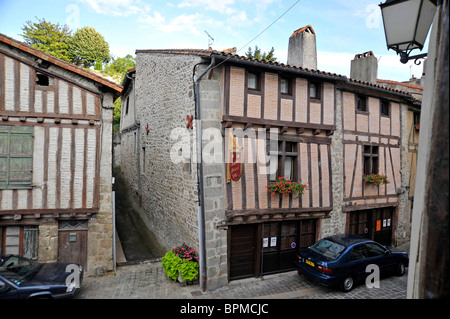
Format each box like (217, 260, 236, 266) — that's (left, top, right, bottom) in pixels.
(0, 33, 122, 274)
(222, 65, 335, 227)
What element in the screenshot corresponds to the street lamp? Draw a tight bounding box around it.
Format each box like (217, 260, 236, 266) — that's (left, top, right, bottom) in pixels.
(379, 0, 438, 64)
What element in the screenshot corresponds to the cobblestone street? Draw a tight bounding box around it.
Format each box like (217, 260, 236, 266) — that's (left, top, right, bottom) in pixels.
(76, 258, 407, 300)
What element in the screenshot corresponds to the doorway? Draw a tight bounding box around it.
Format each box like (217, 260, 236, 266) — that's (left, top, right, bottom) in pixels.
(348, 207, 394, 246)
(229, 224, 257, 280)
(58, 220, 88, 269)
(261, 220, 316, 275)
(229, 219, 317, 281)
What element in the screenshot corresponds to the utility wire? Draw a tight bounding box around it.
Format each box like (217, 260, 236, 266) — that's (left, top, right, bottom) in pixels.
(210, 0, 301, 71)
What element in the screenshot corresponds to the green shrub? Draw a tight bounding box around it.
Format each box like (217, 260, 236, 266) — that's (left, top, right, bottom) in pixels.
(161, 250, 181, 281)
(161, 244, 199, 282)
(178, 259, 199, 281)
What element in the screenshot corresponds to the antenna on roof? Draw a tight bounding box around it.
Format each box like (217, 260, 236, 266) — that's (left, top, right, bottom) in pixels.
(205, 30, 214, 50)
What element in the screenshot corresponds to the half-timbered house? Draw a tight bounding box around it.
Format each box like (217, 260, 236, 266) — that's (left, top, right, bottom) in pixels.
(0, 34, 122, 275)
(119, 26, 416, 290)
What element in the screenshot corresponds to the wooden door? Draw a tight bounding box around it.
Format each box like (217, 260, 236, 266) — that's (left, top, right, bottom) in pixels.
(373, 208, 393, 246)
(229, 224, 257, 280)
(58, 221, 88, 269)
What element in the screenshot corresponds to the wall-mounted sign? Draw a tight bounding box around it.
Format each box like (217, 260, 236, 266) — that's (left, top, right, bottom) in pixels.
(229, 151, 242, 182)
(291, 242, 296, 249)
(270, 237, 277, 247)
(226, 129, 243, 183)
(263, 237, 268, 248)
(376, 220, 382, 231)
(69, 233, 77, 242)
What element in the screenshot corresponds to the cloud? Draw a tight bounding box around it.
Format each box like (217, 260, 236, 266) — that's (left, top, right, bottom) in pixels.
(78, 0, 151, 17)
(178, 0, 236, 15)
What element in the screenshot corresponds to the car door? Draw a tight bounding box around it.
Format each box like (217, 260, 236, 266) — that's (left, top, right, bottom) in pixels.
(0, 278, 18, 299)
(348, 244, 370, 282)
(365, 242, 394, 276)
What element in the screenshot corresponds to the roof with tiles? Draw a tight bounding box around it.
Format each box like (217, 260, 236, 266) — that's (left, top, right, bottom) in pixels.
(134, 47, 415, 98)
(0, 33, 122, 97)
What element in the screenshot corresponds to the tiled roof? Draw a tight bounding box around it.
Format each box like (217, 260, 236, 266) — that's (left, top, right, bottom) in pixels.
(290, 25, 315, 37)
(135, 48, 414, 98)
(0, 33, 122, 95)
(377, 79, 424, 90)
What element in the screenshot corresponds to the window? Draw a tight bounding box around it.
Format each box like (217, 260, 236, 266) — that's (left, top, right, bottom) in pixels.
(36, 73, 53, 87)
(309, 81, 321, 99)
(350, 244, 368, 261)
(247, 72, 260, 90)
(280, 78, 291, 95)
(366, 243, 386, 257)
(125, 97, 130, 115)
(0, 226, 39, 259)
(363, 145, 379, 175)
(0, 125, 34, 189)
(380, 100, 390, 116)
(269, 141, 297, 181)
(309, 239, 346, 260)
(356, 94, 367, 112)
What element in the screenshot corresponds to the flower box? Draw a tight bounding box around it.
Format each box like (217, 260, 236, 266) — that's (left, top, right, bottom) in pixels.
(266, 177, 308, 197)
(363, 173, 389, 186)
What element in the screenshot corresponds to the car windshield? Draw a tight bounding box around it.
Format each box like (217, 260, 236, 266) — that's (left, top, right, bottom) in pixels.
(0, 256, 40, 286)
(309, 239, 346, 260)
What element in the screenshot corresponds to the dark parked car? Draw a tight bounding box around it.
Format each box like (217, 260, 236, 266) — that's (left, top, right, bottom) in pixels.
(295, 234, 408, 292)
(0, 255, 83, 299)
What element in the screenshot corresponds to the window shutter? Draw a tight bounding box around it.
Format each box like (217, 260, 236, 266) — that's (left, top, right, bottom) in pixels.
(0, 125, 34, 189)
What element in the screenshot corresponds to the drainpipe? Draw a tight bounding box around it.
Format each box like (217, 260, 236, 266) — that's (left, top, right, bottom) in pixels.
(193, 56, 216, 292)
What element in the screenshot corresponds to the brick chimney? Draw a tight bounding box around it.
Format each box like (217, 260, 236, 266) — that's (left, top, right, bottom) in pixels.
(287, 25, 317, 70)
(350, 51, 378, 84)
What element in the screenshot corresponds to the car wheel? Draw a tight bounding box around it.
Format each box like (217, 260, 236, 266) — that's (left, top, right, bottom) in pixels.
(396, 262, 406, 276)
(341, 275, 354, 292)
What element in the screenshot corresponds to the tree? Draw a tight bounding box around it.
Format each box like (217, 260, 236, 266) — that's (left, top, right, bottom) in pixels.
(103, 54, 136, 83)
(102, 54, 136, 132)
(245, 45, 276, 62)
(21, 17, 73, 62)
(69, 26, 110, 68)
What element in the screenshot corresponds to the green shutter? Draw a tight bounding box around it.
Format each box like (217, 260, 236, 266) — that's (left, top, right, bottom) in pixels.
(0, 125, 33, 189)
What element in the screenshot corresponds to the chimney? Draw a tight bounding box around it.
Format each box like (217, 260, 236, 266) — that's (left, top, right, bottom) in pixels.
(287, 25, 317, 70)
(350, 51, 378, 84)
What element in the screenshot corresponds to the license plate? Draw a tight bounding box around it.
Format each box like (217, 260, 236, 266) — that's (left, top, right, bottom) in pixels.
(305, 259, 315, 267)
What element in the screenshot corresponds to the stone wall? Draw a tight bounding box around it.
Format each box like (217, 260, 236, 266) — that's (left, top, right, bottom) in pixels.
(320, 87, 346, 238)
(88, 92, 114, 276)
(197, 65, 228, 290)
(123, 52, 204, 253)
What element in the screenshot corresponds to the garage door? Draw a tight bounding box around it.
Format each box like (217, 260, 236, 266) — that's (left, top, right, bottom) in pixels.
(229, 224, 257, 280)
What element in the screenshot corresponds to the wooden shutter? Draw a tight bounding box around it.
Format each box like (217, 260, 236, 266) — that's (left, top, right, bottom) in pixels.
(0, 125, 33, 189)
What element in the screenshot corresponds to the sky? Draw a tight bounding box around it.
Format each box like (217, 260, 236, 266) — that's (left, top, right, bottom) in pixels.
(0, 0, 431, 82)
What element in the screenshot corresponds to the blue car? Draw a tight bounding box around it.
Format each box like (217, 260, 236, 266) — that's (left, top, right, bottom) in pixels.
(0, 255, 83, 299)
(295, 234, 408, 292)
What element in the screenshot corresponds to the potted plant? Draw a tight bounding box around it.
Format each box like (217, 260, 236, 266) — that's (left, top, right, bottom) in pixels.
(363, 173, 389, 186)
(266, 177, 308, 197)
(162, 243, 199, 284)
